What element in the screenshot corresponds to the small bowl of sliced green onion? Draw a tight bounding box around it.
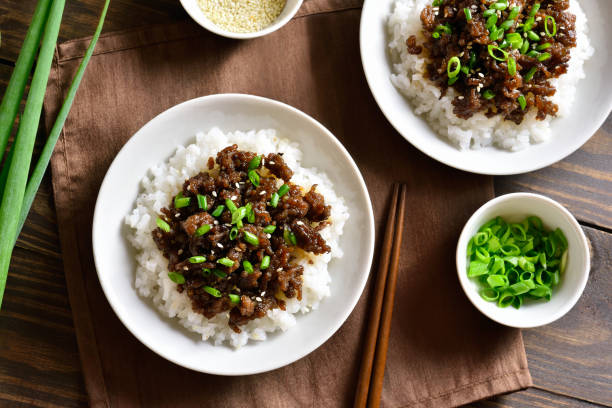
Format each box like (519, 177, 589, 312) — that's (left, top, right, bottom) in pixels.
(456, 193, 590, 328)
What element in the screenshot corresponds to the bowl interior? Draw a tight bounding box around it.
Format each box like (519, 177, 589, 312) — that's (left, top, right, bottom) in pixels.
(360, 0, 612, 175)
(456, 194, 589, 328)
(92, 94, 374, 374)
(179, 0, 302, 39)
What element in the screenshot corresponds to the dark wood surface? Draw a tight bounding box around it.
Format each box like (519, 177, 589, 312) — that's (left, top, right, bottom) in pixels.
(0, 1, 610, 407)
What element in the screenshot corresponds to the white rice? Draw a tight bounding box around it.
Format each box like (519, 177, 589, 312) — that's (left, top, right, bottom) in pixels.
(387, 0, 594, 150)
(124, 128, 349, 348)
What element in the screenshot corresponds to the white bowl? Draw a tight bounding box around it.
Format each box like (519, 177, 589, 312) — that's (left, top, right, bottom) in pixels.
(360, 0, 612, 175)
(92, 94, 374, 374)
(179, 0, 303, 39)
(456, 193, 590, 328)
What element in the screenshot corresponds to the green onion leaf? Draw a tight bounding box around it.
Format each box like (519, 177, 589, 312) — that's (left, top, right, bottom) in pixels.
(260, 255, 271, 270)
(243, 260, 254, 274)
(464, 8, 472, 21)
(529, 3, 541, 17)
(487, 44, 508, 61)
(243, 231, 259, 246)
(483, 9, 496, 18)
(197, 194, 207, 210)
(500, 19, 515, 31)
(231, 206, 247, 224)
(269, 192, 280, 208)
(536, 42, 551, 51)
(447, 56, 461, 79)
(202, 268, 211, 277)
(490, 2, 507, 10)
(203, 286, 222, 297)
(211, 205, 225, 217)
(482, 90, 496, 100)
(246, 202, 255, 223)
(263, 225, 276, 234)
(225, 198, 238, 213)
(507, 6, 520, 20)
(447, 76, 459, 86)
(217, 257, 234, 267)
(507, 57, 516, 76)
(527, 30, 540, 41)
(544, 15, 557, 37)
(277, 183, 290, 197)
(248, 155, 262, 170)
(497, 291, 515, 308)
(195, 224, 211, 237)
(480, 288, 499, 302)
(518, 95, 527, 110)
(486, 14, 498, 30)
(156, 217, 171, 232)
(189, 256, 206, 263)
(213, 269, 227, 278)
(168, 272, 185, 284)
(229, 294, 241, 304)
(523, 66, 537, 82)
(283, 228, 297, 246)
(229, 226, 238, 240)
(248, 170, 260, 187)
(537, 52, 551, 62)
(520, 39, 530, 54)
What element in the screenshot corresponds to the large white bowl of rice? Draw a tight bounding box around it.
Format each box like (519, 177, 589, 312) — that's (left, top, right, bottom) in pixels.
(92, 94, 374, 375)
(360, 0, 612, 175)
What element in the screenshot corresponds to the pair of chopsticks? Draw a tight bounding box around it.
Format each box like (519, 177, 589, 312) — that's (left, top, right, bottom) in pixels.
(354, 183, 407, 408)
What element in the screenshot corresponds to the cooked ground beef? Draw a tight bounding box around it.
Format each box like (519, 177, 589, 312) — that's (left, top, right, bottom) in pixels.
(407, 0, 576, 123)
(152, 145, 332, 332)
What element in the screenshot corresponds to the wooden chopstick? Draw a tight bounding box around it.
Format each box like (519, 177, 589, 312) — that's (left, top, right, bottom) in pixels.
(354, 183, 406, 408)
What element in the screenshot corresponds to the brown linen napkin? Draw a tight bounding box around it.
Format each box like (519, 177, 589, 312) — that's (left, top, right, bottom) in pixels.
(43, 1, 532, 406)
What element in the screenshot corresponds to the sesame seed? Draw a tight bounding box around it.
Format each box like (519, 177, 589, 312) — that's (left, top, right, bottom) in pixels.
(296, 220, 304, 226)
(478, 72, 484, 78)
(259, 190, 266, 195)
(217, 243, 223, 248)
(214, 220, 219, 225)
(255, 297, 262, 302)
(199, 0, 285, 33)
(277, 268, 282, 272)
(536, 16, 542, 21)
(212, 191, 217, 197)
(266, 234, 272, 239)
(540, 32, 545, 36)
(458, 95, 464, 100)
(183, 266, 188, 270)
(178, 249, 183, 255)
(175, 213, 180, 218)
(231, 195, 237, 200)
(269, 161, 275, 165)
(459, 51, 464, 57)
(261, 291, 266, 296)
(235, 183, 240, 188)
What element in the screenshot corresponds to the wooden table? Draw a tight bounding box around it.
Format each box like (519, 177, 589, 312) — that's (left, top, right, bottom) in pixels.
(0, 1, 610, 407)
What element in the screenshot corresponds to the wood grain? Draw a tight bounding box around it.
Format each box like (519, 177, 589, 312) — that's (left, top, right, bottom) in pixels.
(495, 119, 612, 230)
(0, 0, 610, 406)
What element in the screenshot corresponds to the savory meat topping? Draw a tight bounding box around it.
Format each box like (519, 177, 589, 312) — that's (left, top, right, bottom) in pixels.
(407, 0, 577, 123)
(152, 145, 332, 332)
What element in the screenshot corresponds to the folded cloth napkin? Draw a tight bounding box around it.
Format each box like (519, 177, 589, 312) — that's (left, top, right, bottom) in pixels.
(43, 0, 532, 406)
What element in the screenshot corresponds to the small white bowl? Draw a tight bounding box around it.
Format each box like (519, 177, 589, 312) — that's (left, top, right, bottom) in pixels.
(456, 193, 590, 328)
(179, 0, 303, 39)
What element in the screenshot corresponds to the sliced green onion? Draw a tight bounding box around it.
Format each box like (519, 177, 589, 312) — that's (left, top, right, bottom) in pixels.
(448, 76, 459, 86)
(225, 198, 238, 213)
(520, 39, 530, 54)
(231, 206, 247, 224)
(518, 95, 527, 110)
(432, 32, 440, 39)
(538, 52, 551, 61)
(490, 2, 507, 10)
(482, 90, 496, 100)
(203, 286, 221, 297)
(211, 205, 225, 217)
(248, 170, 260, 187)
(536, 42, 551, 51)
(500, 19, 515, 31)
(189, 256, 206, 263)
(529, 3, 541, 17)
(435, 24, 452, 35)
(260, 255, 270, 270)
(246, 203, 255, 223)
(168, 272, 185, 284)
(174, 193, 191, 209)
(217, 257, 234, 267)
(499, 39, 510, 49)
(229, 294, 241, 304)
(506, 32, 523, 49)
(527, 30, 540, 41)
(487, 274, 509, 288)
(524, 66, 537, 82)
(498, 291, 515, 308)
(460, 66, 469, 75)
(486, 14, 498, 30)
(527, 50, 539, 58)
(507, 6, 519, 20)
(488, 44, 508, 61)
(507, 57, 516, 76)
(213, 269, 227, 278)
(523, 16, 535, 32)
(202, 268, 211, 277)
(156, 217, 171, 232)
(195, 224, 211, 236)
(243, 231, 259, 246)
(447, 56, 461, 78)
(229, 226, 238, 240)
(468, 51, 477, 68)
(248, 155, 261, 170)
(480, 288, 499, 302)
(243, 260, 254, 274)
(464, 7, 472, 21)
(197, 194, 207, 210)
(277, 183, 290, 197)
(545, 15, 557, 37)
(263, 225, 276, 234)
(283, 228, 297, 246)
(483, 9, 496, 18)
(432, 0, 442, 6)
(269, 192, 280, 208)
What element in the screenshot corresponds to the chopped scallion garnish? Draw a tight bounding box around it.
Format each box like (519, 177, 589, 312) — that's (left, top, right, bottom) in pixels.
(529, 3, 540, 17)
(277, 183, 290, 197)
(263, 225, 276, 234)
(537, 52, 551, 61)
(189, 256, 206, 263)
(203, 286, 221, 298)
(507, 57, 516, 76)
(243, 231, 259, 246)
(225, 198, 238, 213)
(269, 192, 279, 208)
(248, 169, 260, 187)
(168, 272, 185, 284)
(247, 155, 261, 171)
(217, 257, 234, 267)
(211, 205, 225, 217)
(487, 44, 508, 61)
(156, 217, 171, 232)
(229, 226, 238, 240)
(447, 56, 461, 79)
(229, 294, 240, 304)
(536, 42, 551, 51)
(260, 255, 270, 270)
(464, 7, 472, 21)
(195, 224, 211, 237)
(482, 90, 496, 100)
(213, 269, 227, 278)
(174, 193, 190, 209)
(544, 16, 557, 37)
(517, 94, 527, 110)
(243, 260, 254, 274)
(197, 194, 207, 210)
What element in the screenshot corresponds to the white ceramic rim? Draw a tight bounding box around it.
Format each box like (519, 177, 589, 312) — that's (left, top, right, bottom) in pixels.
(359, 0, 612, 175)
(179, 0, 304, 39)
(455, 192, 590, 328)
(92, 93, 375, 374)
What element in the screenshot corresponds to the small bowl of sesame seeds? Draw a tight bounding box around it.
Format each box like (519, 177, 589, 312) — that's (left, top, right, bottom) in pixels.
(180, 0, 303, 39)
